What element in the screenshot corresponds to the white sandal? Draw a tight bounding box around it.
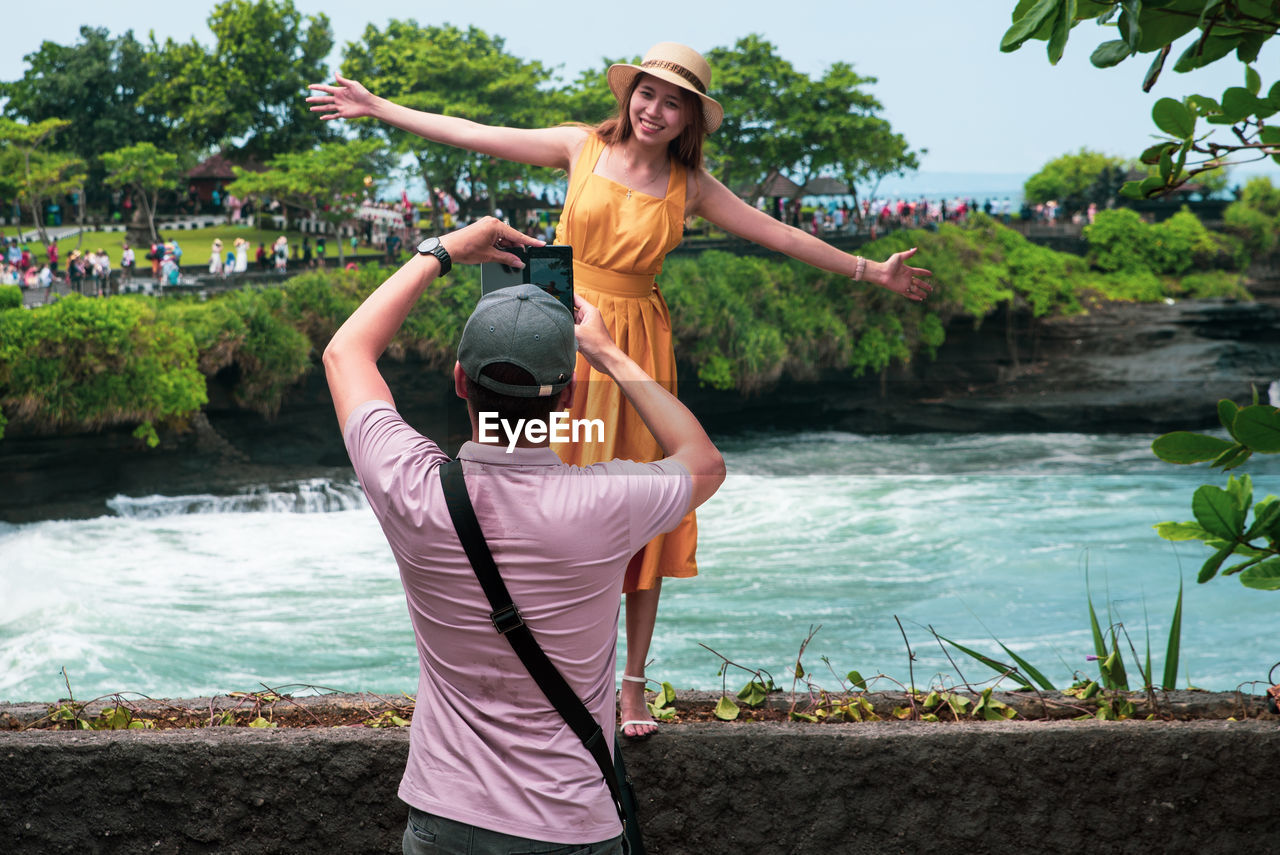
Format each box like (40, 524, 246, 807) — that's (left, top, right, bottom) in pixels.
(620, 675, 657, 739)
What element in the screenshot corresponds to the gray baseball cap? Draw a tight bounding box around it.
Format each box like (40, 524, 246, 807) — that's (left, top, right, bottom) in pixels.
(458, 284, 576, 397)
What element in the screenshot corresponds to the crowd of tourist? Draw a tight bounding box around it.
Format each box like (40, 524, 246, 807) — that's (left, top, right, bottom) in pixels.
(787, 196, 1017, 236)
(4, 190, 1051, 302)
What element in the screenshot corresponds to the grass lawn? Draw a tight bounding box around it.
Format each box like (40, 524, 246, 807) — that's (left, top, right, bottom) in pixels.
(29, 225, 364, 268)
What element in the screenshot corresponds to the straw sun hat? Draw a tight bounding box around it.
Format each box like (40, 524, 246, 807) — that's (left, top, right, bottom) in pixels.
(607, 42, 723, 133)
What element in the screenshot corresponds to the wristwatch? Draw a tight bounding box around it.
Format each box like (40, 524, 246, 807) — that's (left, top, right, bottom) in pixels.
(416, 236, 451, 277)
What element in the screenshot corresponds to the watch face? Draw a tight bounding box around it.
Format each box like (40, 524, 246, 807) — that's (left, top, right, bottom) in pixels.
(418, 237, 440, 254)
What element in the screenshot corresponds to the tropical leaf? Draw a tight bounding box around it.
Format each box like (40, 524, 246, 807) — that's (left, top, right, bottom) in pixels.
(1152, 97, 1194, 138)
(1002, 0, 1064, 52)
(1199, 541, 1237, 583)
(1154, 521, 1210, 541)
(1091, 39, 1134, 67)
(1240, 559, 1280, 591)
(1233, 405, 1280, 453)
(1151, 431, 1234, 463)
(1246, 499, 1280, 539)
(1191, 485, 1242, 540)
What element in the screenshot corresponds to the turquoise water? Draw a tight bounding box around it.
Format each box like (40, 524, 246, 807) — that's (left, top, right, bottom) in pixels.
(1, 431, 1276, 702)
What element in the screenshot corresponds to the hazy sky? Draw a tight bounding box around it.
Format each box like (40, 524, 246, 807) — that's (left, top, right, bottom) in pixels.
(4, 0, 1277, 180)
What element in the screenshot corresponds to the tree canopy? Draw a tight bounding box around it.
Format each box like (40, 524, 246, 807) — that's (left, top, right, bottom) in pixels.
(101, 142, 183, 244)
(0, 27, 166, 176)
(141, 0, 335, 159)
(0, 17, 920, 219)
(1002, 0, 1278, 197)
(706, 35, 919, 209)
(2, 2, 334, 175)
(226, 139, 392, 262)
(0, 118, 86, 245)
(1023, 148, 1128, 212)
(340, 21, 567, 230)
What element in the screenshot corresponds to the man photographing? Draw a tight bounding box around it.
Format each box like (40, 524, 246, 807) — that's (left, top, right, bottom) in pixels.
(323, 217, 726, 853)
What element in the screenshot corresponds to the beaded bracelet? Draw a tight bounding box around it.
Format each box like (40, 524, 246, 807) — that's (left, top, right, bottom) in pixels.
(853, 255, 866, 282)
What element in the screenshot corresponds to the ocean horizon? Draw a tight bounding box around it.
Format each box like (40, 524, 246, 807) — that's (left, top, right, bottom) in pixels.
(375, 164, 1280, 214)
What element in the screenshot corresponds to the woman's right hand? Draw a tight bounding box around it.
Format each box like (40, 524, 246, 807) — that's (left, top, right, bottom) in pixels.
(307, 73, 377, 121)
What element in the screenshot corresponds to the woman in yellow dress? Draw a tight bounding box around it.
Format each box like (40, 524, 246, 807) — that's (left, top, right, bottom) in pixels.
(309, 42, 932, 739)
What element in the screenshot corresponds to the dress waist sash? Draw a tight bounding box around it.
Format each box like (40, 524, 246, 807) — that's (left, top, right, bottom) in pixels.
(572, 258, 655, 298)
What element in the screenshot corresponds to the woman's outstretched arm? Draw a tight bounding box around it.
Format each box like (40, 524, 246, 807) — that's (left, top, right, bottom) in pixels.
(307, 73, 585, 172)
(689, 170, 934, 302)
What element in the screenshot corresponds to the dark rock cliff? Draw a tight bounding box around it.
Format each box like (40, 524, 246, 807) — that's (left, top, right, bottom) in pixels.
(3, 297, 1279, 523)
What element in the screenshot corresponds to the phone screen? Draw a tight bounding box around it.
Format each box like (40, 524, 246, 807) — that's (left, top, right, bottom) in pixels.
(525, 246, 574, 313)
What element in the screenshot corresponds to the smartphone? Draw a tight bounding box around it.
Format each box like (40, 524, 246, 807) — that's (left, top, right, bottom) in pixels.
(524, 246, 574, 313)
(480, 245, 574, 314)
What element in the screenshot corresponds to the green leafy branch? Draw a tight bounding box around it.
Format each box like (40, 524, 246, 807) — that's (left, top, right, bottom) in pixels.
(1001, 0, 1280, 196)
(1152, 392, 1280, 590)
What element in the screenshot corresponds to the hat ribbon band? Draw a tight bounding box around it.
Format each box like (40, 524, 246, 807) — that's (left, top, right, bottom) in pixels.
(641, 59, 706, 94)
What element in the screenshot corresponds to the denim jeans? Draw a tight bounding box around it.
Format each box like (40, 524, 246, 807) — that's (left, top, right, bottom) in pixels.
(402, 806, 624, 855)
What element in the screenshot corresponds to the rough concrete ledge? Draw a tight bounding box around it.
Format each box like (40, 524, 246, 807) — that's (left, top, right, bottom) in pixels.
(3, 719, 1279, 854)
(3, 688, 1273, 729)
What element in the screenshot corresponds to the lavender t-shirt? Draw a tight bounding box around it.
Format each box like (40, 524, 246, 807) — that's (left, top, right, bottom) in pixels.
(344, 400, 691, 843)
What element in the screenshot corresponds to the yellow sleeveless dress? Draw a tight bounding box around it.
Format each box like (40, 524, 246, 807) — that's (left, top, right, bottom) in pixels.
(551, 133, 698, 592)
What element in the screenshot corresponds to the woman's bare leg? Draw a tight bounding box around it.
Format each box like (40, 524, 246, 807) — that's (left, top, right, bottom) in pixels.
(620, 578, 662, 738)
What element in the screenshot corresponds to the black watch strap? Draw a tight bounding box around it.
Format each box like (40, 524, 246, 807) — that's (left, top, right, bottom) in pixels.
(418, 237, 451, 277)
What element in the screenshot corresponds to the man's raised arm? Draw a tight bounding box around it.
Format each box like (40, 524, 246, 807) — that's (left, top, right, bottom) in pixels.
(322, 218, 543, 431)
(572, 296, 726, 511)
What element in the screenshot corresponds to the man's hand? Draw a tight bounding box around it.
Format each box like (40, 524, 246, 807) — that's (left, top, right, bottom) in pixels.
(438, 216, 544, 268)
(569, 292, 726, 511)
(572, 294, 621, 373)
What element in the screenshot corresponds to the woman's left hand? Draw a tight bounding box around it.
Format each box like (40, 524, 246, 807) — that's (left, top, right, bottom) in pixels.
(877, 247, 934, 302)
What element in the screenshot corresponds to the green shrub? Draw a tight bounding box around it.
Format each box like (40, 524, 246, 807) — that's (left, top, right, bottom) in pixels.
(1175, 271, 1250, 300)
(661, 251, 795, 390)
(1084, 269, 1167, 302)
(1154, 208, 1229, 275)
(159, 288, 312, 418)
(0, 295, 205, 443)
(850, 314, 911, 375)
(0, 285, 21, 311)
(1085, 206, 1233, 275)
(1222, 201, 1278, 256)
(1085, 208, 1151, 272)
(397, 267, 482, 369)
(1006, 242, 1084, 317)
(160, 300, 250, 374)
(218, 289, 312, 417)
(279, 267, 377, 347)
(0, 208, 1260, 440)
(1238, 176, 1280, 218)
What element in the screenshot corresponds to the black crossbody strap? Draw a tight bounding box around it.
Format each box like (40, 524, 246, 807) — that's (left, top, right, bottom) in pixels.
(438, 459, 628, 818)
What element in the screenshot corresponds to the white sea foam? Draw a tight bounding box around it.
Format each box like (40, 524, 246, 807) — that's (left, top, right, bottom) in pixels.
(2, 438, 1277, 702)
(106, 478, 367, 518)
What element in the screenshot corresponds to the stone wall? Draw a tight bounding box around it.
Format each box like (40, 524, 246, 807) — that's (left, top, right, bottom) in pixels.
(3, 721, 1279, 854)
